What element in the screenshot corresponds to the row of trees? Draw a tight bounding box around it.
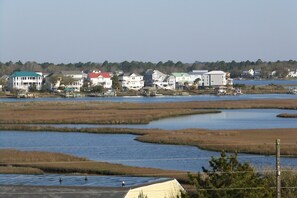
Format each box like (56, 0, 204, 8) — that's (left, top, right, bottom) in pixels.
(1, 60, 297, 79)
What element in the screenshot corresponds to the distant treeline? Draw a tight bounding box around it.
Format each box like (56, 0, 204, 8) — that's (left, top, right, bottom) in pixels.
(1, 60, 297, 78)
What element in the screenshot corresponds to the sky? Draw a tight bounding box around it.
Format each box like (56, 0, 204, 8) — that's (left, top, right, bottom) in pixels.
(0, 0, 297, 64)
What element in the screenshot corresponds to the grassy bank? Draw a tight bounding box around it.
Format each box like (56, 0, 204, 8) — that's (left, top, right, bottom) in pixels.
(277, 113, 297, 118)
(0, 99, 297, 124)
(0, 101, 221, 124)
(1, 125, 297, 156)
(1, 99, 297, 158)
(0, 149, 188, 182)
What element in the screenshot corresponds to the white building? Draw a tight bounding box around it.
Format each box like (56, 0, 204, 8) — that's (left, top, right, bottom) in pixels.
(87, 71, 112, 89)
(60, 71, 84, 92)
(202, 70, 230, 87)
(172, 73, 191, 85)
(188, 70, 208, 86)
(119, 73, 144, 90)
(287, 69, 297, 78)
(242, 69, 255, 77)
(44, 73, 61, 91)
(8, 71, 43, 91)
(144, 69, 175, 90)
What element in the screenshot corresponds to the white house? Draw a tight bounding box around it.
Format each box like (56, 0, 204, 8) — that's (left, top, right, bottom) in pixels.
(60, 71, 84, 92)
(118, 73, 144, 90)
(287, 69, 297, 78)
(202, 70, 231, 87)
(144, 69, 175, 90)
(44, 73, 62, 91)
(8, 71, 43, 91)
(172, 73, 191, 85)
(242, 69, 255, 77)
(188, 70, 208, 86)
(87, 71, 112, 89)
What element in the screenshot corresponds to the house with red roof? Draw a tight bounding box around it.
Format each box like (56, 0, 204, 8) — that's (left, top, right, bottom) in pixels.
(87, 71, 112, 89)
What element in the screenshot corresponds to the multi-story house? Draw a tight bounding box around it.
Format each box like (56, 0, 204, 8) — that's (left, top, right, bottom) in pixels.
(202, 70, 232, 87)
(144, 69, 175, 90)
(87, 71, 112, 89)
(118, 73, 144, 90)
(188, 70, 208, 86)
(60, 71, 84, 92)
(8, 71, 43, 91)
(172, 73, 191, 87)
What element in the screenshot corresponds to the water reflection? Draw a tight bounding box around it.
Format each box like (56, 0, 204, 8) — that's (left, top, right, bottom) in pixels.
(0, 174, 166, 187)
(1, 131, 297, 172)
(42, 109, 297, 130)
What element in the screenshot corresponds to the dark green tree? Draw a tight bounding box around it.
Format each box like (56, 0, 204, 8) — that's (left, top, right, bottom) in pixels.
(61, 76, 76, 86)
(111, 75, 121, 90)
(91, 85, 104, 93)
(186, 151, 273, 198)
(48, 74, 62, 85)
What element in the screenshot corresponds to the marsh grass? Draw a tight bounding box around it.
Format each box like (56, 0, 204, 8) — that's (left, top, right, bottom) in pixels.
(1, 125, 297, 156)
(0, 149, 188, 181)
(277, 113, 297, 118)
(0, 166, 44, 174)
(1, 100, 297, 124)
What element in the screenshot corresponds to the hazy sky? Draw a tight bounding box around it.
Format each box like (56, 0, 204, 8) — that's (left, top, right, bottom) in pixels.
(0, 0, 297, 63)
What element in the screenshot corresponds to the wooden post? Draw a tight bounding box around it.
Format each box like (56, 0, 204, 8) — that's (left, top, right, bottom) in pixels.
(276, 139, 281, 198)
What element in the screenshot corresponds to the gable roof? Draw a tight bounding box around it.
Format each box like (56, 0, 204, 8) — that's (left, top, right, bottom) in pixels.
(88, 72, 111, 79)
(122, 73, 142, 77)
(10, 71, 41, 78)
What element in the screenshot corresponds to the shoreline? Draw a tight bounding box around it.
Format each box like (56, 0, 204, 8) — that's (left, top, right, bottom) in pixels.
(1, 125, 297, 156)
(0, 149, 189, 182)
(1, 99, 297, 180)
(0, 99, 297, 124)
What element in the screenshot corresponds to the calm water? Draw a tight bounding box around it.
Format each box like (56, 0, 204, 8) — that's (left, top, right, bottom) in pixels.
(234, 79, 297, 86)
(0, 174, 166, 187)
(44, 109, 297, 130)
(1, 131, 297, 172)
(0, 94, 296, 103)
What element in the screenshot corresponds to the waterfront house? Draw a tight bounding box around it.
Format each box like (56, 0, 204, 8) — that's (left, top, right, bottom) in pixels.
(60, 71, 84, 92)
(87, 71, 112, 89)
(287, 69, 297, 78)
(241, 69, 255, 78)
(118, 73, 144, 90)
(44, 73, 62, 92)
(188, 70, 208, 86)
(202, 70, 233, 87)
(172, 72, 191, 87)
(144, 69, 175, 90)
(8, 71, 43, 91)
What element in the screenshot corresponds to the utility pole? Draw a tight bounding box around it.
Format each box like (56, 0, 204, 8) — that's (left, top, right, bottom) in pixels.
(276, 139, 281, 198)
